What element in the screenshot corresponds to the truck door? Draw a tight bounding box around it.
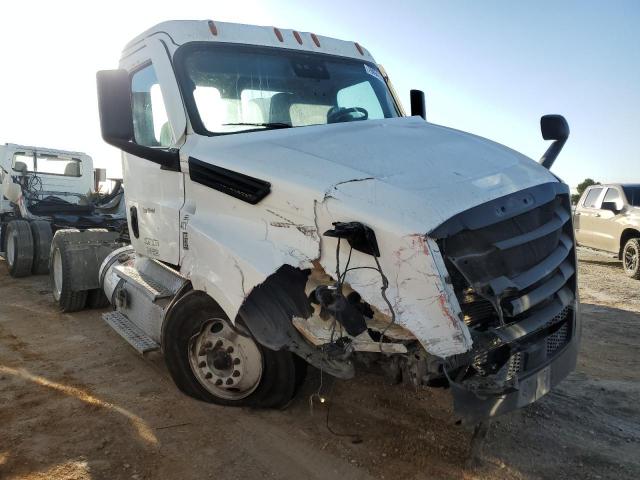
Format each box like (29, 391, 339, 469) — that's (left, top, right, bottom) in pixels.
(574, 186, 604, 248)
(123, 57, 185, 265)
(590, 187, 623, 253)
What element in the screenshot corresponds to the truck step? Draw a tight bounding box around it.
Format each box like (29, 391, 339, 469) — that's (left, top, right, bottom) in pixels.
(102, 311, 159, 354)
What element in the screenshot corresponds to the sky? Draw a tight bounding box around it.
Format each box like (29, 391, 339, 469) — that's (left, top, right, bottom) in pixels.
(1, 0, 638, 189)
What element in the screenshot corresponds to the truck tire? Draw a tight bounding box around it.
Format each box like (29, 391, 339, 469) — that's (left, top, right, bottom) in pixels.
(5, 220, 34, 278)
(622, 238, 640, 279)
(163, 291, 300, 408)
(30, 220, 53, 275)
(50, 230, 87, 312)
(87, 288, 111, 309)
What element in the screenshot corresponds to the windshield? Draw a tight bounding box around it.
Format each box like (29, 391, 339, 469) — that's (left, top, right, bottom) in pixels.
(622, 185, 640, 207)
(176, 44, 400, 135)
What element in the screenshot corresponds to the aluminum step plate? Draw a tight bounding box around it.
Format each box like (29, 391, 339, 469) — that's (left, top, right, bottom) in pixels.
(102, 311, 159, 354)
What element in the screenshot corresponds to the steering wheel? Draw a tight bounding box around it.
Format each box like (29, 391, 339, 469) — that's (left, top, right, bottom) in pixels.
(327, 107, 369, 124)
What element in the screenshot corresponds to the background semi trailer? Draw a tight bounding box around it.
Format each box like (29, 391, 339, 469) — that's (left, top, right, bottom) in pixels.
(55, 19, 579, 423)
(0, 143, 127, 281)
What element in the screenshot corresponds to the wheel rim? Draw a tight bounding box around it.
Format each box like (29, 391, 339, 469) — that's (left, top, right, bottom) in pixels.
(6, 232, 16, 267)
(189, 319, 263, 400)
(52, 249, 63, 301)
(624, 243, 639, 273)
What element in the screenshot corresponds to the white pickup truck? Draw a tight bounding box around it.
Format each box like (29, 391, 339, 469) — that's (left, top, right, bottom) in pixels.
(54, 19, 579, 423)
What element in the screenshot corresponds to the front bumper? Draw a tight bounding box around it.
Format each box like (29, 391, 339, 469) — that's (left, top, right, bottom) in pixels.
(450, 306, 580, 423)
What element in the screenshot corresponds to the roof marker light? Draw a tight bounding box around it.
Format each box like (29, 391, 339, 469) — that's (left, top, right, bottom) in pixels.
(208, 20, 218, 36)
(274, 27, 284, 42)
(311, 33, 321, 47)
(355, 42, 365, 55)
(293, 30, 303, 45)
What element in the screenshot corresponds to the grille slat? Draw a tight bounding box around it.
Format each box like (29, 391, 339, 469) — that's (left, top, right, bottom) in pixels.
(493, 205, 570, 251)
(507, 260, 575, 316)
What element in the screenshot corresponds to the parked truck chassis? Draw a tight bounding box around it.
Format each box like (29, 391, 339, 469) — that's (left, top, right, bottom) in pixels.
(0, 144, 127, 307)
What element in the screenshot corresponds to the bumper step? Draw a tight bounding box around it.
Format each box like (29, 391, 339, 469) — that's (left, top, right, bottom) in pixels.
(102, 311, 159, 354)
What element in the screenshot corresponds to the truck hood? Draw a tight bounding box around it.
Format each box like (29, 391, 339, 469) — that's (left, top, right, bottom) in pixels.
(189, 116, 559, 233)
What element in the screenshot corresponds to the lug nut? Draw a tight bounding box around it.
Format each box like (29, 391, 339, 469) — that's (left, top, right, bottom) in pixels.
(215, 379, 223, 386)
(215, 340, 223, 348)
(226, 378, 234, 385)
(204, 341, 213, 349)
(232, 370, 240, 377)
(198, 361, 206, 368)
(227, 346, 234, 353)
(205, 372, 212, 379)
(233, 358, 241, 365)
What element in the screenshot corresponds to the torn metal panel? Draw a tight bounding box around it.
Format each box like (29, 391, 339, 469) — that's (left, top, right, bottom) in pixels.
(314, 197, 472, 358)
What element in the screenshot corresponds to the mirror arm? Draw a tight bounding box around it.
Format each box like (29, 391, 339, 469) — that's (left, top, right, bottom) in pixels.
(539, 138, 567, 170)
(107, 138, 181, 171)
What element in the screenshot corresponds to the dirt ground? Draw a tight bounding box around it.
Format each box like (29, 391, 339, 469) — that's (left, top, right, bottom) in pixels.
(0, 249, 638, 480)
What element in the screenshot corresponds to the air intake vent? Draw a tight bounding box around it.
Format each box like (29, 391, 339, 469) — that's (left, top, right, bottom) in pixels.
(188, 157, 271, 205)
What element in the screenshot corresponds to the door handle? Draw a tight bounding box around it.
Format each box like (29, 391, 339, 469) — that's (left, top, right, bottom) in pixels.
(130, 206, 140, 238)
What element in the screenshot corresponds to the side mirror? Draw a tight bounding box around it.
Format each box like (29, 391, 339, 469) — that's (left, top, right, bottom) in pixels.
(539, 114, 569, 170)
(601, 201, 620, 214)
(97, 70, 134, 144)
(410, 89, 426, 120)
(96, 70, 179, 169)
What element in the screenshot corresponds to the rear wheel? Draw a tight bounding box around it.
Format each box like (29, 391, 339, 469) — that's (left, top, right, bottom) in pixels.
(30, 220, 53, 275)
(5, 220, 34, 278)
(623, 238, 640, 279)
(50, 230, 87, 312)
(163, 291, 301, 408)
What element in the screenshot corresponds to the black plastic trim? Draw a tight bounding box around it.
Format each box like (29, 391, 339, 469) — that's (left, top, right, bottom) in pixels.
(188, 157, 271, 204)
(430, 182, 569, 239)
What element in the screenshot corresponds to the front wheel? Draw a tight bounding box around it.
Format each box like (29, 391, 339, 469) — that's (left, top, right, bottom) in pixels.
(623, 238, 640, 279)
(163, 291, 302, 408)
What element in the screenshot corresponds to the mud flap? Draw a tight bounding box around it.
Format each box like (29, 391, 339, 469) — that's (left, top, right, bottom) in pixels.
(54, 230, 124, 291)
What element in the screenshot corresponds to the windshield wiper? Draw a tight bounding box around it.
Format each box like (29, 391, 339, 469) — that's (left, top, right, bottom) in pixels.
(222, 122, 292, 130)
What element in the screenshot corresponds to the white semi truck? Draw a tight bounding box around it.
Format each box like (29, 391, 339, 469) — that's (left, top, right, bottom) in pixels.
(54, 20, 579, 422)
(0, 144, 126, 282)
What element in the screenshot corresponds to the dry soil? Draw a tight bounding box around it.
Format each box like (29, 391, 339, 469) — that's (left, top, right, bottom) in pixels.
(0, 249, 638, 479)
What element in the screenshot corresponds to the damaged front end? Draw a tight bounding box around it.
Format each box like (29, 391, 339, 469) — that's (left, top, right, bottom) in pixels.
(238, 181, 579, 423)
(431, 181, 580, 423)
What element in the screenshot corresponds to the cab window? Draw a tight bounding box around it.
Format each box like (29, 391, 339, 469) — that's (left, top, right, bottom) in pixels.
(12, 153, 81, 177)
(583, 187, 603, 208)
(131, 64, 174, 147)
(602, 188, 623, 210)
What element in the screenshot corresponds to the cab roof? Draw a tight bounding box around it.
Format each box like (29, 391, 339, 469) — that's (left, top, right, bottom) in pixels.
(2, 143, 90, 159)
(122, 20, 375, 63)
